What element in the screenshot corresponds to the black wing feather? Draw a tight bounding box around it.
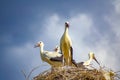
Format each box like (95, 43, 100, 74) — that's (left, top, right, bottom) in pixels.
(70, 47, 78, 67)
(50, 55, 63, 62)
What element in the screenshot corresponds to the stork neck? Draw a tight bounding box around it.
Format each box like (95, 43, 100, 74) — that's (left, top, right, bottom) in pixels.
(40, 46, 44, 54)
(89, 58, 93, 61)
(64, 27, 69, 34)
(87, 59, 92, 64)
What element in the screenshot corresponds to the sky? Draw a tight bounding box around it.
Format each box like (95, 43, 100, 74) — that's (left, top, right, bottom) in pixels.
(0, 0, 120, 80)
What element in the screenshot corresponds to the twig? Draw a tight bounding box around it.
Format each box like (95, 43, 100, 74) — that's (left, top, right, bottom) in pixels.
(27, 65, 40, 80)
(21, 64, 48, 80)
(21, 70, 27, 79)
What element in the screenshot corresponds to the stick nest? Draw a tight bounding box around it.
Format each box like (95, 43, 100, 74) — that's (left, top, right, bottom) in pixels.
(33, 66, 120, 80)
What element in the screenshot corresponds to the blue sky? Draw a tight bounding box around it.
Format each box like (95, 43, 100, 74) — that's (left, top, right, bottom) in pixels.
(0, 0, 120, 80)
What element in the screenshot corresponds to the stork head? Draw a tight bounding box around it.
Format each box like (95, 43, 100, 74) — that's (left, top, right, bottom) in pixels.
(65, 21, 69, 28)
(89, 52, 100, 65)
(54, 45, 60, 52)
(88, 52, 95, 59)
(34, 41, 44, 48)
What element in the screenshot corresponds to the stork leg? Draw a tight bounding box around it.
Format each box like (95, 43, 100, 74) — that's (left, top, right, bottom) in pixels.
(62, 57, 65, 66)
(68, 57, 70, 66)
(70, 47, 73, 66)
(68, 55, 71, 66)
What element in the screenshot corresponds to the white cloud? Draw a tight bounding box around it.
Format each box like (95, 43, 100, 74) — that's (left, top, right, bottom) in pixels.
(43, 14, 64, 43)
(102, 0, 120, 71)
(7, 42, 40, 68)
(91, 37, 119, 70)
(5, 42, 50, 78)
(69, 14, 94, 61)
(105, 0, 120, 38)
(113, 0, 120, 14)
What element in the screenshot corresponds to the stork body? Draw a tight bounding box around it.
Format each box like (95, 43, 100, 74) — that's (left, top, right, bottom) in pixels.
(60, 22, 73, 66)
(34, 41, 62, 67)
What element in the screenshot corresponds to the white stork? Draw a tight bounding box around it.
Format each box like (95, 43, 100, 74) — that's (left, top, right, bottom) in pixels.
(34, 41, 63, 67)
(60, 21, 74, 66)
(83, 52, 100, 66)
(77, 52, 100, 69)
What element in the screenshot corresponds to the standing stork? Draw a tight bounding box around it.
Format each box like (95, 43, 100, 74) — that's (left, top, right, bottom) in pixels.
(60, 21, 73, 66)
(34, 41, 63, 67)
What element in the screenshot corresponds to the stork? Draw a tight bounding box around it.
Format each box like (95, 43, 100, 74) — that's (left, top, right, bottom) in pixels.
(77, 52, 100, 68)
(60, 21, 74, 66)
(83, 52, 100, 66)
(34, 41, 63, 67)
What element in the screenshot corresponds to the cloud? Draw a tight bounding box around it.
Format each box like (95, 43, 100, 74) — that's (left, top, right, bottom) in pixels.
(113, 0, 120, 14)
(100, 0, 120, 70)
(69, 14, 94, 61)
(105, 0, 120, 38)
(43, 14, 64, 43)
(4, 42, 50, 79)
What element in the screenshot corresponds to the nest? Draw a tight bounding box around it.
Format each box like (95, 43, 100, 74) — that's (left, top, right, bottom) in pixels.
(33, 66, 120, 80)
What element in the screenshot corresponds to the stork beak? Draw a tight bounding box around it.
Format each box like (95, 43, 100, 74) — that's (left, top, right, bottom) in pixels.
(93, 56, 100, 65)
(34, 44, 39, 48)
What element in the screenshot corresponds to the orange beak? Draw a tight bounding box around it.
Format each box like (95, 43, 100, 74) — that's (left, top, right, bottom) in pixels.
(34, 44, 40, 48)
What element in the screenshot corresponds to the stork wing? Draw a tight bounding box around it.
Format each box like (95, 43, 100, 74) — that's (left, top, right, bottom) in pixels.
(50, 56, 63, 62)
(70, 47, 78, 67)
(44, 51, 62, 58)
(72, 59, 78, 67)
(70, 46, 73, 60)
